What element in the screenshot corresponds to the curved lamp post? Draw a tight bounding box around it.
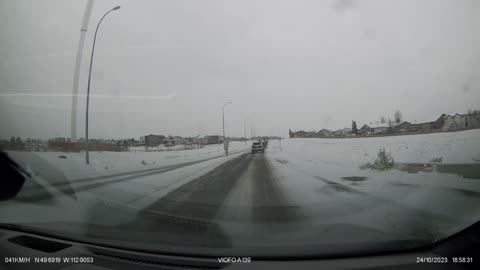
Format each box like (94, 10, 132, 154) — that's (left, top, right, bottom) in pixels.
(85, 6, 120, 164)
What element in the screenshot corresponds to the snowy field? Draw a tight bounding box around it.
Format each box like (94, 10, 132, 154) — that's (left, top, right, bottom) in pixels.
(263, 129, 480, 233)
(283, 129, 480, 165)
(273, 129, 480, 189)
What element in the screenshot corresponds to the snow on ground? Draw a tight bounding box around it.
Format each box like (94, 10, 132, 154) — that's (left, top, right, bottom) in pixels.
(272, 129, 480, 185)
(1, 131, 480, 248)
(269, 129, 480, 194)
(129, 144, 203, 152)
(7, 141, 251, 181)
(266, 130, 480, 226)
(0, 141, 251, 226)
(0, 148, 250, 226)
(283, 129, 480, 165)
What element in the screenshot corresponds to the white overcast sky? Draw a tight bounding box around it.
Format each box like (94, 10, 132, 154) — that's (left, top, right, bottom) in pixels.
(1, 0, 480, 139)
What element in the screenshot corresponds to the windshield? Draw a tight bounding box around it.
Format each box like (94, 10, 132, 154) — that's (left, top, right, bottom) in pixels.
(1, 0, 480, 258)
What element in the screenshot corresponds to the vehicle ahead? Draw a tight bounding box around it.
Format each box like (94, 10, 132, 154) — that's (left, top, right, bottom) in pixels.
(251, 141, 265, 153)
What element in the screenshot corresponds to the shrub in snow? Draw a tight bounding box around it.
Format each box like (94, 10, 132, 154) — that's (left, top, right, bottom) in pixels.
(430, 157, 443, 163)
(360, 148, 394, 170)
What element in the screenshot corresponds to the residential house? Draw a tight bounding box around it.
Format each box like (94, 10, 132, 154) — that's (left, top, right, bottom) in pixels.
(358, 124, 373, 136)
(373, 126, 388, 135)
(203, 135, 224, 144)
(341, 128, 352, 135)
(318, 129, 332, 136)
(144, 134, 165, 147)
(467, 113, 480, 128)
(410, 122, 434, 133)
(432, 114, 446, 130)
(410, 114, 446, 133)
(442, 114, 469, 131)
(333, 128, 351, 136)
(173, 136, 186, 145)
(394, 121, 412, 133)
(192, 137, 204, 144)
(163, 138, 175, 146)
(332, 130, 342, 136)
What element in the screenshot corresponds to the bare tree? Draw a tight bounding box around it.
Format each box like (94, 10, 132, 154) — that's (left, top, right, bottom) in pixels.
(387, 118, 393, 127)
(467, 109, 480, 115)
(380, 116, 386, 124)
(394, 110, 402, 124)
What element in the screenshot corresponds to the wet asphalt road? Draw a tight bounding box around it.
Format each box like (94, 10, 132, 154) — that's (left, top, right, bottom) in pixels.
(135, 152, 302, 224)
(82, 151, 309, 248)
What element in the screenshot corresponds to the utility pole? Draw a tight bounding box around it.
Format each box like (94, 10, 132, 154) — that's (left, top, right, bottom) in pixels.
(71, 0, 94, 142)
(244, 120, 247, 144)
(222, 102, 232, 155)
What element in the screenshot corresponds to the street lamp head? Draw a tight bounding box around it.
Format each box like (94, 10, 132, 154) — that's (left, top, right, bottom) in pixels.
(222, 102, 232, 109)
(112, 6, 121, 10)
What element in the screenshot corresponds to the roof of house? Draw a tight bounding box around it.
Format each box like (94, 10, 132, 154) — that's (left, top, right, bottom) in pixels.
(442, 113, 470, 119)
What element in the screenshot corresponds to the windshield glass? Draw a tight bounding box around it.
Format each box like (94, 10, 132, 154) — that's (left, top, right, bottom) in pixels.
(1, 0, 480, 258)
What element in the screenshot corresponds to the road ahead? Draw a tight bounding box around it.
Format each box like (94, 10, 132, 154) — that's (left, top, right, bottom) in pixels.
(3, 138, 480, 251)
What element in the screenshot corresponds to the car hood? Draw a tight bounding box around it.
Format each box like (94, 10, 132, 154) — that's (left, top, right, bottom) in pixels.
(1, 219, 437, 259)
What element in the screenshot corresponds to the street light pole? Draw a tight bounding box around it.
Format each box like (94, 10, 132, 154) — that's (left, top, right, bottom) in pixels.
(222, 102, 232, 155)
(85, 6, 120, 164)
(71, 0, 94, 143)
(244, 120, 247, 145)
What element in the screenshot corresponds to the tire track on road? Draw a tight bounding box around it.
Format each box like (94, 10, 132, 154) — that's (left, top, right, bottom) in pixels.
(17, 149, 248, 202)
(104, 154, 254, 248)
(137, 153, 252, 221)
(251, 154, 303, 223)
